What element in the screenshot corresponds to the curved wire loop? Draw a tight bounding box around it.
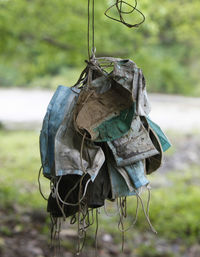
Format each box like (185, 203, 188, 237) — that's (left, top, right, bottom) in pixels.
(105, 0, 145, 28)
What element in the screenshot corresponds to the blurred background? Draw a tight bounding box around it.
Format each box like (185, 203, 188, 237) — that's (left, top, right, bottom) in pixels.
(0, 0, 200, 256)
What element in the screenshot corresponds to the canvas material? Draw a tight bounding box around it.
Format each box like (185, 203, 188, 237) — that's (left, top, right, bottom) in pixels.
(93, 104, 135, 142)
(146, 117, 171, 152)
(145, 128, 163, 174)
(107, 116, 159, 167)
(55, 101, 105, 182)
(85, 162, 111, 208)
(112, 60, 151, 116)
(107, 159, 148, 199)
(47, 174, 80, 218)
(40, 86, 80, 178)
(74, 86, 133, 142)
(47, 163, 111, 218)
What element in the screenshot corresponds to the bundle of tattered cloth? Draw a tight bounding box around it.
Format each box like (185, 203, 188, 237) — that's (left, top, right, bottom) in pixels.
(39, 56, 171, 251)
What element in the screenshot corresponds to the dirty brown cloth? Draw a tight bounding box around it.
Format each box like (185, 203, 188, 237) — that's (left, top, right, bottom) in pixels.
(55, 103, 105, 181)
(112, 59, 151, 116)
(75, 86, 133, 141)
(40, 56, 171, 243)
(145, 128, 163, 174)
(107, 116, 158, 167)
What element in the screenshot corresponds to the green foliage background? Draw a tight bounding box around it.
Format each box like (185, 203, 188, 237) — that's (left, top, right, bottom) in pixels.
(0, 0, 200, 95)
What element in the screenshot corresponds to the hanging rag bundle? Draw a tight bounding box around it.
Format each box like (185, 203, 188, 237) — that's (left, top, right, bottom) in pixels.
(39, 56, 171, 253)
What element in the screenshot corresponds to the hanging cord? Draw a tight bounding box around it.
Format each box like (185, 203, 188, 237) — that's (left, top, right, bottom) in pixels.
(117, 195, 139, 233)
(92, 0, 95, 53)
(77, 204, 88, 255)
(135, 188, 157, 234)
(87, 0, 90, 59)
(105, 0, 145, 28)
(77, 183, 87, 255)
(117, 188, 157, 234)
(53, 133, 91, 208)
(77, 132, 88, 255)
(55, 175, 91, 207)
(87, 0, 95, 59)
(38, 166, 48, 201)
(117, 188, 156, 234)
(117, 198, 125, 252)
(95, 209, 99, 257)
(146, 185, 152, 221)
(116, 187, 156, 252)
(80, 132, 87, 174)
(50, 215, 61, 257)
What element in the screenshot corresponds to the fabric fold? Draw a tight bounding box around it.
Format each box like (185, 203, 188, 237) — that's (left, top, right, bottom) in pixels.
(107, 116, 159, 167)
(40, 85, 80, 178)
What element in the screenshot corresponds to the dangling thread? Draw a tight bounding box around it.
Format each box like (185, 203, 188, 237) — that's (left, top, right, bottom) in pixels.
(87, 0, 95, 59)
(95, 209, 99, 257)
(135, 188, 157, 234)
(105, 0, 145, 28)
(38, 165, 48, 201)
(50, 215, 61, 257)
(55, 175, 91, 207)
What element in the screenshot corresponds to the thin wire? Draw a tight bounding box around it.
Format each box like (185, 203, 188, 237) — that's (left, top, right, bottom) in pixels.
(87, 0, 95, 59)
(92, 0, 95, 52)
(55, 133, 91, 207)
(77, 175, 87, 255)
(135, 189, 157, 234)
(117, 198, 125, 252)
(80, 133, 87, 174)
(54, 179, 67, 220)
(38, 166, 48, 201)
(117, 195, 139, 233)
(146, 186, 151, 216)
(55, 176, 91, 206)
(95, 209, 99, 257)
(105, 0, 145, 28)
(87, 0, 90, 59)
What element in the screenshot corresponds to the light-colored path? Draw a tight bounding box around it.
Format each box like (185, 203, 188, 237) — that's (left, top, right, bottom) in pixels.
(149, 93, 200, 132)
(0, 88, 200, 132)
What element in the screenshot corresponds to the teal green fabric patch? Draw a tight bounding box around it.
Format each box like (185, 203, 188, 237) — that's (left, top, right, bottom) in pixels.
(94, 104, 135, 142)
(146, 117, 171, 152)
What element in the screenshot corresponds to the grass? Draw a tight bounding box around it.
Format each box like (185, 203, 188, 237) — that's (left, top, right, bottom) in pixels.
(0, 130, 49, 210)
(125, 165, 200, 244)
(1, 130, 200, 251)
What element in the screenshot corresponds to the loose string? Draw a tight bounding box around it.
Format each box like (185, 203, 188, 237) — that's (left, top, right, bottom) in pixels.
(53, 132, 91, 208)
(87, 0, 95, 59)
(55, 176, 91, 207)
(92, 0, 95, 53)
(77, 204, 87, 255)
(38, 166, 48, 201)
(117, 195, 139, 233)
(146, 185, 151, 217)
(116, 186, 156, 253)
(105, 0, 145, 28)
(135, 188, 157, 234)
(87, 0, 90, 59)
(77, 132, 88, 255)
(95, 209, 99, 257)
(117, 198, 125, 252)
(50, 216, 61, 256)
